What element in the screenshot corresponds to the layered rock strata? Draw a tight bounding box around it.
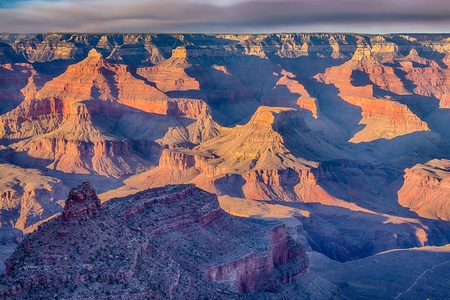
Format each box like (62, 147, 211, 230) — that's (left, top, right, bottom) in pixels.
(0, 32, 449, 272)
(0, 163, 66, 231)
(397, 159, 450, 221)
(0, 183, 323, 299)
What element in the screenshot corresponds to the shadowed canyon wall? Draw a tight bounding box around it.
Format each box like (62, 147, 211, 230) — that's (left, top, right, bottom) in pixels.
(0, 33, 450, 267)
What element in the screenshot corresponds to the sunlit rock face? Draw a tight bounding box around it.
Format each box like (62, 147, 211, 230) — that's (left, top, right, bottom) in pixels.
(397, 159, 450, 221)
(0, 33, 449, 282)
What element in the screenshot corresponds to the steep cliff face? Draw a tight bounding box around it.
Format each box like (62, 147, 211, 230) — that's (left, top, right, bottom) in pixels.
(31, 48, 167, 108)
(0, 49, 167, 140)
(0, 62, 35, 115)
(136, 47, 202, 93)
(3, 33, 448, 65)
(316, 47, 430, 143)
(192, 106, 349, 200)
(3, 33, 185, 65)
(397, 159, 450, 221)
(137, 45, 266, 126)
(3, 100, 152, 177)
(0, 164, 67, 231)
(205, 223, 308, 293)
(0, 49, 222, 178)
(0, 33, 450, 271)
(197, 106, 344, 168)
(137, 106, 350, 203)
(0, 183, 328, 299)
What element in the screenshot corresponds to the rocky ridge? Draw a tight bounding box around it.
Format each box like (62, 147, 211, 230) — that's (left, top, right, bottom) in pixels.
(0, 182, 339, 299)
(0, 33, 449, 273)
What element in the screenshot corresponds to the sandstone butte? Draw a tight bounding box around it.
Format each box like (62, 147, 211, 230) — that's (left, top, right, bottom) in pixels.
(0, 33, 449, 299)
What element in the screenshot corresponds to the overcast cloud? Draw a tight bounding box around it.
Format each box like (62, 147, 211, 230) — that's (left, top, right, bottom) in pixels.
(0, 0, 449, 34)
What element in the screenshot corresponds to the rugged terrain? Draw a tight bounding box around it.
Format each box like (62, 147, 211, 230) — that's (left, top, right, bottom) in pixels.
(0, 32, 449, 298)
(0, 182, 339, 299)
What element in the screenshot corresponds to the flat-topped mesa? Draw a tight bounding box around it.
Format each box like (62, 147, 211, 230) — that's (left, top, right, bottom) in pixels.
(61, 181, 101, 226)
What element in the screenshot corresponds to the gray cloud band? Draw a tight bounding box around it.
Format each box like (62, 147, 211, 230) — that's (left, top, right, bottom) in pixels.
(0, 0, 449, 33)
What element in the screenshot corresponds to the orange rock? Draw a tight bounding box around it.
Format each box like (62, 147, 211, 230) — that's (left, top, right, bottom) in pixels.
(316, 47, 430, 143)
(397, 159, 450, 221)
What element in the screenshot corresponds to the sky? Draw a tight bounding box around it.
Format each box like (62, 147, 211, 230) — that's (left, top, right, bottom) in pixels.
(0, 0, 449, 34)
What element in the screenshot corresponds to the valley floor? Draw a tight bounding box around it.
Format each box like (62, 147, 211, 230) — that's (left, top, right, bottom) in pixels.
(309, 246, 450, 300)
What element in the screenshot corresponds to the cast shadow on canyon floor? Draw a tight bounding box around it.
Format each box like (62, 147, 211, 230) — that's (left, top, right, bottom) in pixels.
(265, 200, 450, 262)
(177, 54, 286, 126)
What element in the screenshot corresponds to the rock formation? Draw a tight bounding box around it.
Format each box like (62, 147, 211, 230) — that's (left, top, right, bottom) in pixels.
(397, 159, 450, 221)
(61, 181, 102, 225)
(0, 183, 338, 299)
(0, 33, 449, 286)
(0, 48, 221, 178)
(0, 163, 67, 231)
(315, 47, 430, 143)
(0, 48, 169, 140)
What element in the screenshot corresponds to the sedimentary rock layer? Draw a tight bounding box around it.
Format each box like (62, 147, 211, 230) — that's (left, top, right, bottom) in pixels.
(0, 183, 325, 299)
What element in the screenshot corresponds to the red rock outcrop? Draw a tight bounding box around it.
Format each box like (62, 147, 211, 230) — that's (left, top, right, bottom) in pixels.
(0, 49, 169, 139)
(316, 47, 430, 142)
(137, 48, 201, 93)
(397, 159, 450, 221)
(138, 106, 348, 202)
(0, 50, 222, 177)
(191, 107, 346, 197)
(34, 48, 168, 109)
(397, 49, 450, 109)
(61, 181, 102, 225)
(0, 33, 450, 280)
(159, 149, 196, 171)
(0, 184, 321, 299)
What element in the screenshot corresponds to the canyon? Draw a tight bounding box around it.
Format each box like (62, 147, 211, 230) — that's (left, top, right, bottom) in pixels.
(0, 182, 337, 299)
(0, 33, 449, 298)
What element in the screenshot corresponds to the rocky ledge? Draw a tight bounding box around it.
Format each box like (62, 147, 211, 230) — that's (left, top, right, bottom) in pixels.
(0, 183, 334, 299)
